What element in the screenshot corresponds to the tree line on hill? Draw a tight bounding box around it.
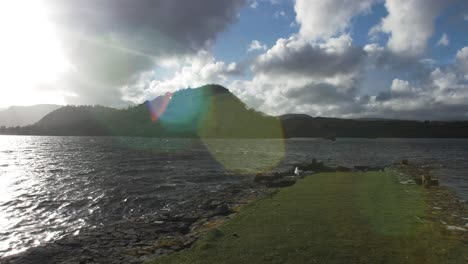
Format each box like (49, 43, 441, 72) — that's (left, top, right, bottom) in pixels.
(1, 85, 468, 138)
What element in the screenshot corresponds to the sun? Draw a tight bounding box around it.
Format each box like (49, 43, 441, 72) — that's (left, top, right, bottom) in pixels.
(0, 0, 70, 107)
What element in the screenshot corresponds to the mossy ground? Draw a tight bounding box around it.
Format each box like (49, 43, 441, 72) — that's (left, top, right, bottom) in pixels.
(149, 172, 467, 264)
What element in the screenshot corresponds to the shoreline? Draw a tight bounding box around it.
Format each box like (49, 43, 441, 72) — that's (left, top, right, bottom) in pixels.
(150, 168, 468, 264)
(0, 181, 275, 264)
(389, 163, 468, 241)
(1, 161, 466, 264)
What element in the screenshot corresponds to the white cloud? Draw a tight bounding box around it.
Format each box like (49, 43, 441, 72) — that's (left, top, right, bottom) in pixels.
(437, 33, 450, 46)
(121, 51, 240, 104)
(390, 79, 412, 94)
(375, 0, 448, 56)
(456, 47, 468, 77)
(253, 35, 364, 83)
(248, 40, 268, 52)
(250, 0, 258, 8)
(295, 0, 375, 41)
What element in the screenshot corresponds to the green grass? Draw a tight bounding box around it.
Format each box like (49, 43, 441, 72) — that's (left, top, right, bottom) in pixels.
(149, 172, 467, 264)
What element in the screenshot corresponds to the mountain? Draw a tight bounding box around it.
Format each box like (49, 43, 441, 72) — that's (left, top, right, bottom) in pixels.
(1, 85, 468, 138)
(0, 104, 62, 127)
(0, 85, 282, 138)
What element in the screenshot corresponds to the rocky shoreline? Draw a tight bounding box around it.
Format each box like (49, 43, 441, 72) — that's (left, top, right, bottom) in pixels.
(0, 180, 276, 264)
(1, 160, 466, 264)
(388, 162, 468, 242)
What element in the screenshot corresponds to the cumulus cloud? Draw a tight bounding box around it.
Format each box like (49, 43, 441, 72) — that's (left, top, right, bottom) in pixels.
(248, 40, 268, 52)
(43, 0, 246, 106)
(229, 0, 468, 120)
(227, 34, 366, 118)
(374, 0, 449, 56)
(121, 51, 241, 104)
(362, 63, 468, 120)
(295, 0, 375, 41)
(35, 0, 466, 120)
(253, 35, 365, 81)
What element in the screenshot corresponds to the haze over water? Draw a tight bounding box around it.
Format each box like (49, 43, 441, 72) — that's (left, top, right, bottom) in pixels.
(0, 135, 467, 256)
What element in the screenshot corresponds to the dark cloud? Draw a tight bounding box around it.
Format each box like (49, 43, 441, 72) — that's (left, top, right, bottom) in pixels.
(44, 0, 246, 106)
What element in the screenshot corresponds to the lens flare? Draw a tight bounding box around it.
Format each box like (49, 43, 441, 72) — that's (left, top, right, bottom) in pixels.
(148, 92, 172, 122)
(195, 87, 286, 174)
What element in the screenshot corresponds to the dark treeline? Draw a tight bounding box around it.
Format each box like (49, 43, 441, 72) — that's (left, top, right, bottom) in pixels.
(1, 84, 468, 138)
(0, 85, 282, 138)
(279, 114, 468, 138)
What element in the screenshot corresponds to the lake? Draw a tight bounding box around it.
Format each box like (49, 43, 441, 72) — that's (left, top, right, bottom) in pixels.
(0, 136, 467, 256)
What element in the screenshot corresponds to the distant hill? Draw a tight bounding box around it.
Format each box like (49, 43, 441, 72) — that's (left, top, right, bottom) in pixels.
(0, 104, 62, 127)
(0, 85, 282, 138)
(279, 114, 468, 138)
(1, 85, 468, 138)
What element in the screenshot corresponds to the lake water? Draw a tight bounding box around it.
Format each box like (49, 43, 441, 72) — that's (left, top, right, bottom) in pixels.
(0, 136, 467, 257)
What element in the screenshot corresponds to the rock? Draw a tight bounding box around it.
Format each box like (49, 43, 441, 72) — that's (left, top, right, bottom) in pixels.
(430, 178, 439, 186)
(265, 178, 296, 188)
(414, 177, 423, 185)
(446, 225, 467, 232)
(214, 204, 231, 216)
(253, 173, 281, 183)
(421, 175, 439, 187)
(354, 166, 370, 172)
(296, 159, 334, 173)
(336, 166, 352, 172)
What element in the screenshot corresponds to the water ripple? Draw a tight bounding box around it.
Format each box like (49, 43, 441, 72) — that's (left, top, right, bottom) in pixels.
(0, 136, 467, 257)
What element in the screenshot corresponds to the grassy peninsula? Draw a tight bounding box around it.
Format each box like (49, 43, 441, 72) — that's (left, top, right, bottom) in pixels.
(150, 172, 467, 264)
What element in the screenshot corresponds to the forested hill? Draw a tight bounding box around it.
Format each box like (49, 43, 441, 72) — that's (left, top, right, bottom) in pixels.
(0, 85, 282, 138)
(1, 84, 468, 138)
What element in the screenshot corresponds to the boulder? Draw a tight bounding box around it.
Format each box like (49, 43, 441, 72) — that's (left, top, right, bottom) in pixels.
(295, 159, 334, 173)
(354, 166, 371, 172)
(265, 178, 296, 188)
(213, 204, 232, 216)
(253, 173, 282, 183)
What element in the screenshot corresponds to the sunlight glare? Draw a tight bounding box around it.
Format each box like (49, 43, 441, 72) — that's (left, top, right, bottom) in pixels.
(0, 0, 69, 107)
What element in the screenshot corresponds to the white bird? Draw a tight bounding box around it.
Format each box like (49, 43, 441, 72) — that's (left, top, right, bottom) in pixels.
(294, 167, 303, 176)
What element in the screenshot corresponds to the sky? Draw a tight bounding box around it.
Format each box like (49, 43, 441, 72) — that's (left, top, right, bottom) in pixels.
(0, 0, 467, 120)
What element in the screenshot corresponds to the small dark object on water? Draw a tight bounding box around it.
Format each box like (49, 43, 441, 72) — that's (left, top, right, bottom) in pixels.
(323, 135, 336, 141)
(401, 159, 409, 165)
